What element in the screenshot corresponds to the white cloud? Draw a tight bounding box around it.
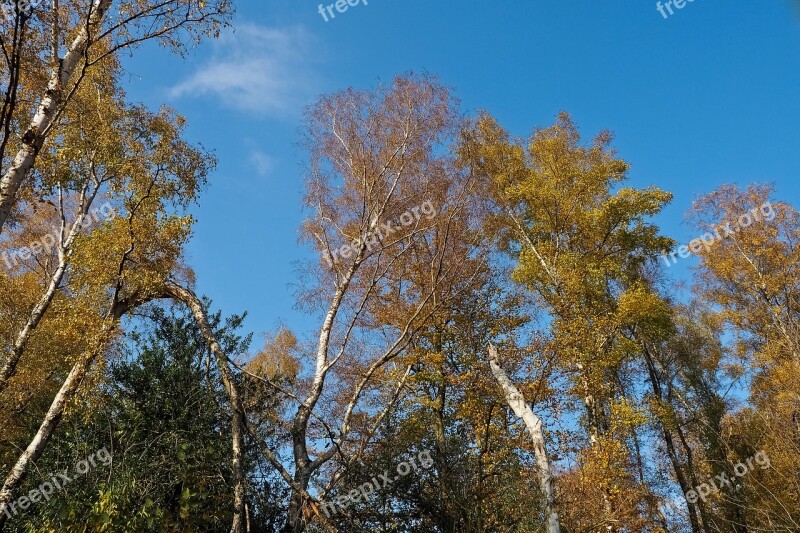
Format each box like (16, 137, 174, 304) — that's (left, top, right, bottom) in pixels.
(169, 24, 319, 117)
(249, 149, 275, 177)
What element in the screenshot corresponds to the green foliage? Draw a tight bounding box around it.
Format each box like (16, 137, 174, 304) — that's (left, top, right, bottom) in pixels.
(4, 304, 287, 532)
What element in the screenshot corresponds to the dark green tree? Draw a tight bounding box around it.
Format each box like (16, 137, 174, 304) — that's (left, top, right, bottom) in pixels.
(6, 303, 288, 531)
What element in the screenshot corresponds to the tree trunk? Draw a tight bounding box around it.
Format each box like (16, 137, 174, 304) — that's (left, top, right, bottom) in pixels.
(0, 323, 115, 528)
(0, 0, 112, 234)
(487, 345, 560, 533)
(0, 256, 68, 393)
(0, 199, 94, 394)
(641, 343, 703, 532)
(280, 467, 314, 533)
(164, 283, 246, 533)
(283, 487, 305, 533)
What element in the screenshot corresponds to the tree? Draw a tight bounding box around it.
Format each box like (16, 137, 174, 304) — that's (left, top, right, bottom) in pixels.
(0, 69, 215, 527)
(463, 112, 675, 531)
(253, 74, 487, 532)
(688, 184, 800, 530)
(0, 0, 232, 233)
(488, 344, 560, 533)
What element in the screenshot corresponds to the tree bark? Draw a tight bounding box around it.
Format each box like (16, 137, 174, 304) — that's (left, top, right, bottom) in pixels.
(282, 475, 309, 533)
(0, 194, 96, 394)
(487, 344, 560, 533)
(0, 0, 112, 234)
(0, 313, 122, 529)
(163, 283, 246, 533)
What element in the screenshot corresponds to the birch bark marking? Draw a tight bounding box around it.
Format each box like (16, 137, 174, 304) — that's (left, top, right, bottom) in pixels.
(164, 283, 247, 533)
(0, 318, 120, 529)
(487, 344, 560, 533)
(0, 0, 113, 233)
(0, 192, 97, 394)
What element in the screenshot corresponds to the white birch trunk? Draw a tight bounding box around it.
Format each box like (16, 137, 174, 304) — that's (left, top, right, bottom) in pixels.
(0, 323, 114, 528)
(164, 283, 246, 533)
(0, 202, 92, 393)
(0, 0, 113, 234)
(488, 344, 560, 533)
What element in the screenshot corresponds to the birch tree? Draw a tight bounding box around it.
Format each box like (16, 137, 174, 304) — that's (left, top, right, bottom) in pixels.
(688, 184, 800, 530)
(463, 112, 675, 531)
(245, 74, 486, 533)
(487, 343, 560, 533)
(0, 0, 232, 233)
(163, 282, 247, 533)
(0, 85, 215, 528)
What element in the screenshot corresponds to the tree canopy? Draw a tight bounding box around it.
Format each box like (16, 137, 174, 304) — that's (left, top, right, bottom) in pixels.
(0, 8, 797, 532)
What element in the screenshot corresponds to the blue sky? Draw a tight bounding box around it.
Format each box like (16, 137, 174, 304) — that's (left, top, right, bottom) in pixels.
(120, 0, 800, 341)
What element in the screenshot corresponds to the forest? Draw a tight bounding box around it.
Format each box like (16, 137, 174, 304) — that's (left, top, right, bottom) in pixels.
(0, 1, 799, 532)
